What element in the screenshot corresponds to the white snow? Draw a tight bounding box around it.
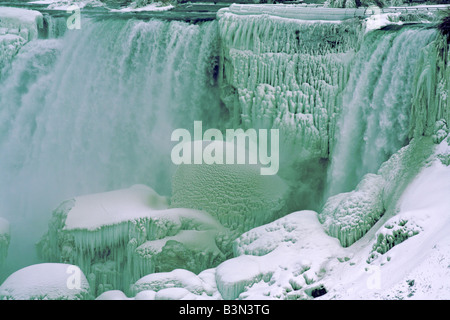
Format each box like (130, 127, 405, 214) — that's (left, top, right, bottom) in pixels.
(131, 268, 216, 297)
(0, 7, 43, 41)
(27, 0, 104, 10)
(0, 263, 90, 300)
(38, 184, 230, 296)
(364, 13, 402, 32)
(216, 210, 346, 300)
(63, 184, 169, 231)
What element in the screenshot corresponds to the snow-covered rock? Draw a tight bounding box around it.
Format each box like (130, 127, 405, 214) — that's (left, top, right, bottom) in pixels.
(37, 185, 229, 296)
(320, 136, 436, 247)
(0, 217, 10, 266)
(0, 7, 43, 41)
(216, 210, 346, 300)
(0, 263, 90, 300)
(0, 7, 44, 72)
(217, 11, 364, 210)
(130, 268, 218, 299)
(322, 136, 450, 299)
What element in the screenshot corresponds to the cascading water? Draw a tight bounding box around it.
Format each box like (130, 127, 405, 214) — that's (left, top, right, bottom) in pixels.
(0, 16, 224, 272)
(325, 26, 438, 198)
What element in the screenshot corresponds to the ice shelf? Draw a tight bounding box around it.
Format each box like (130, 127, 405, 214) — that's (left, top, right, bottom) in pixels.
(37, 185, 230, 296)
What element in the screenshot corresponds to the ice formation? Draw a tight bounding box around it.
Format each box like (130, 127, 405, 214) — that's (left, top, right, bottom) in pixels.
(37, 185, 230, 296)
(217, 10, 363, 160)
(321, 131, 450, 299)
(0, 263, 90, 300)
(0, 218, 10, 267)
(170, 141, 289, 234)
(215, 210, 346, 300)
(0, 7, 43, 41)
(0, 7, 44, 72)
(321, 135, 436, 247)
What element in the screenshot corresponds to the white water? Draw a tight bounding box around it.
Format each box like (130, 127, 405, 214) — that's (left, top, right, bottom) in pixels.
(326, 26, 438, 198)
(0, 17, 223, 271)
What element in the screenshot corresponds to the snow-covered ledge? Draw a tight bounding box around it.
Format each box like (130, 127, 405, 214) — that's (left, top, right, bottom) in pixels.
(219, 4, 450, 21)
(0, 6, 44, 41)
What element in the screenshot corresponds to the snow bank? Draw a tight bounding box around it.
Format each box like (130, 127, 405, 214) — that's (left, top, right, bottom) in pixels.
(0, 263, 90, 300)
(0, 7, 43, 41)
(0, 217, 10, 266)
(37, 185, 230, 296)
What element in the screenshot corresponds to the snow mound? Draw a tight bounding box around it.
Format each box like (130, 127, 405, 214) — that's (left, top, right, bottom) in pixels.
(216, 210, 346, 300)
(367, 213, 422, 263)
(0, 217, 10, 266)
(95, 289, 131, 300)
(63, 184, 168, 231)
(170, 141, 289, 234)
(130, 268, 217, 299)
(37, 185, 229, 296)
(0, 263, 90, 300)
(0, 7, 43, 41)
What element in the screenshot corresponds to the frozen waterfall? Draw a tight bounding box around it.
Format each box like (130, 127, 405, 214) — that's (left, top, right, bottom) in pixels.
(1, 3, 450, 300)
(326, 26, 438, 198)
(0, 16, 223, 272)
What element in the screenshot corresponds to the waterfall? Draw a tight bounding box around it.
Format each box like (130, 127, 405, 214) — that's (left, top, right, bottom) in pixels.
(0, 17, 223, 271)
(325, 26, 438, 198)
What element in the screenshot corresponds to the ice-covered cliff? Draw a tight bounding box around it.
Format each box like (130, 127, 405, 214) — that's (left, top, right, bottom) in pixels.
(37, 185, 230, 295)
(1, 3, 450, 300)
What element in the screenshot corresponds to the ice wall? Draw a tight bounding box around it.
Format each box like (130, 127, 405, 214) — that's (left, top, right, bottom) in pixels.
(217, 10, 364, 210)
